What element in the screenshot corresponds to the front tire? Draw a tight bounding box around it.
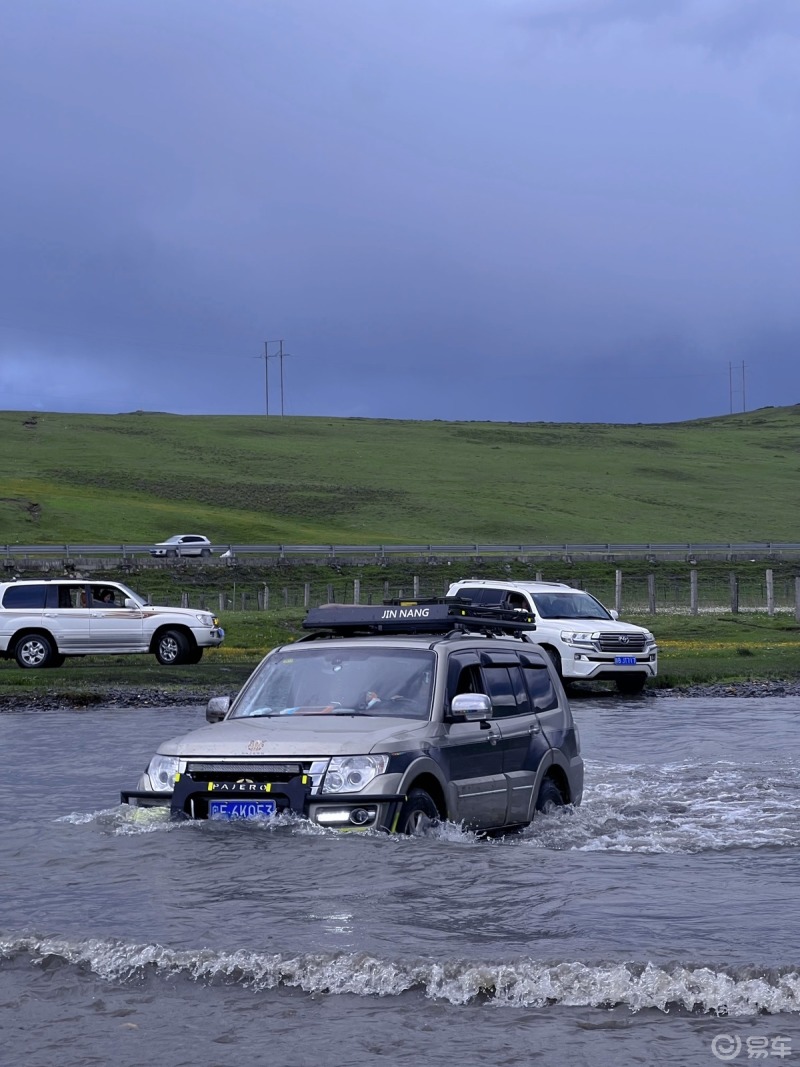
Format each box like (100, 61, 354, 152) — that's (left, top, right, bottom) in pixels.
(15, 633, 56, 669)
(155, 629, 190, 665)
(535, 778, 564, 814)
(616, 674, 647, 694)
(395, 789, 439, 835)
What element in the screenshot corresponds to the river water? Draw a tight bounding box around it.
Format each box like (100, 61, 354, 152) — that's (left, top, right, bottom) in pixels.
(2, 695, 800, 1067)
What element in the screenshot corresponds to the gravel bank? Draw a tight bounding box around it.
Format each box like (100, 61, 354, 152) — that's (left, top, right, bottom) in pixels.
(3, 679, 800, 712)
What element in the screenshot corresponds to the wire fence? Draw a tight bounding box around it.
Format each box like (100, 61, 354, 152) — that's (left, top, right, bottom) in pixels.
(144, 572, 800, 617)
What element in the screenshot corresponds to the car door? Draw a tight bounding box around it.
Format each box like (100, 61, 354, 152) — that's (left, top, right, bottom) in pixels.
(439, 650, 507, 829)
(484, 653, 556, 824)
(43, 583, 92, 651)
(87, 584, 146, 651)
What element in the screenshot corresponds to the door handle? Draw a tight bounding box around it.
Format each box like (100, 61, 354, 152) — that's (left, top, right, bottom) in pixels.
(530, 723, 540, 735)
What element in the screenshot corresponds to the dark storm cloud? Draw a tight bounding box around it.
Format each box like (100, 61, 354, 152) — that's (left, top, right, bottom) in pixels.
(1, 0, 798, 422)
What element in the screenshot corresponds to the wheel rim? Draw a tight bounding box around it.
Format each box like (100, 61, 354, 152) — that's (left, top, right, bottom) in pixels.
(405, 809, 434, 834)
(159, 636, 179, 662)
(20, 639, 47, 666)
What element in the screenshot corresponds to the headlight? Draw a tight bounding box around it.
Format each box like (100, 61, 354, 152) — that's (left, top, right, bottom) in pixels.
(561, 630, 595, 646)
(644, 631, 657, 647)
(323, 755, 389, 794)
(146, 754, 180, 791)
(195, 613, 215, 626)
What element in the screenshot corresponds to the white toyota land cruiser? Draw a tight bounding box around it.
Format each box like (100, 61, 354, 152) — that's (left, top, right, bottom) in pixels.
(447, 579, 657, 693)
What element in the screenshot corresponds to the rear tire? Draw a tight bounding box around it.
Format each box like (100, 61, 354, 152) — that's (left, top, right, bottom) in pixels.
(535, 778, 565, 813)
(15, 633, 56, 669)
(155, 629, 190, 665)
(395, 789, 439, 835)
(201, 548, 211, 558)
(616, 674, 647, 694)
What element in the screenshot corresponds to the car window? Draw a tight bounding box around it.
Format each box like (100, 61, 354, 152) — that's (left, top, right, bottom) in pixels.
(480, 665, 531, 719)
(232, 647, 435, 720)
(522, 664, 559, 712)
(2, 585, 47, 609)
(531, 591, 611, 620)
(90, 584, 119, 606)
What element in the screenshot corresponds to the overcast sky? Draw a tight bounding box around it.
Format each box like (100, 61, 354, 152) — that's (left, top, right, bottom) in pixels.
(1, 0, 798, 424)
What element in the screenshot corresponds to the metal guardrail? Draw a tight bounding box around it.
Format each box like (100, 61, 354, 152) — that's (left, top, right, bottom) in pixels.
(3, 542, 800, 558)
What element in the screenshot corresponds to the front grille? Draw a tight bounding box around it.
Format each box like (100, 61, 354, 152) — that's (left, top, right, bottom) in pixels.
(184, 759, 326, 792)
(597, 633, 647, 653)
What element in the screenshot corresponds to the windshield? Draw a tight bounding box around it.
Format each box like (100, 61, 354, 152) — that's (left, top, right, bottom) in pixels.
(531, 591, 612, 621)
(231, 646, 435, 720)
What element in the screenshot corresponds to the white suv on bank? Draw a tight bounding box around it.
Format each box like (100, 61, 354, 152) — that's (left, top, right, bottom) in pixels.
(0, 578, 225, 668)
(447, 579, 657, 693)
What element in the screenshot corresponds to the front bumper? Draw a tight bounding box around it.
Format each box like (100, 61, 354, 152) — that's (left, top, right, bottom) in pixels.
(564, 651, 657, 680)
(121, 773, 406, 830)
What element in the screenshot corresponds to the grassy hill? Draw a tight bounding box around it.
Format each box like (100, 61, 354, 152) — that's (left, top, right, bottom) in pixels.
(2, 405, 800, 545)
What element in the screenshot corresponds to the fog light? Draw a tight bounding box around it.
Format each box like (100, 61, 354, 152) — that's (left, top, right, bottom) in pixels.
(316, 809, 353, 825)
(349, 808, 374, 826)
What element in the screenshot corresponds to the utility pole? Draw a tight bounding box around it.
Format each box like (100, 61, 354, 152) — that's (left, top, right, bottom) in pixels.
(741, 360, 746, 413)
(254, 341, 280, 416)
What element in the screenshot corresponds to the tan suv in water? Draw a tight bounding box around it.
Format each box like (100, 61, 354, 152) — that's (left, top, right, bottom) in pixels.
(0, 578, 224, 668)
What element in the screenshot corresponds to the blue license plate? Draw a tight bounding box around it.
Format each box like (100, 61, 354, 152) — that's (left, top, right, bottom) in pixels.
(209, 799, 276, 820)
(614, 656, 638, 665)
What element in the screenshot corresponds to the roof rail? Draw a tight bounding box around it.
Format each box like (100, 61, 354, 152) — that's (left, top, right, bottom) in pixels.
(301, 597, 537, 637)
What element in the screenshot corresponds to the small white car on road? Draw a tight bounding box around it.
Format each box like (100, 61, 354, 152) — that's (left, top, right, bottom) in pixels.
(150, 535, 213, 558)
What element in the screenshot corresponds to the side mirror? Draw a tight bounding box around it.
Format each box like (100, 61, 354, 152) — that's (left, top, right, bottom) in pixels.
(206, 695, 231, 723)
(449, 693, 493, 722)
(124, 597, 137, 609)
(610, 609, 619, 620)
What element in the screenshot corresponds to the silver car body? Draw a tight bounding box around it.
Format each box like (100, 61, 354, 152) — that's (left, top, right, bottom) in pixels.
(150, 534, 213, 558)
(125, 618, 584, 833)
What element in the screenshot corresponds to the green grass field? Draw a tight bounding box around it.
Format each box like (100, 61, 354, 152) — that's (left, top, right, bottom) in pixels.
(1, 609, 798, 703)
(3, 405, 800, 545)
(3, 406, 800, 698)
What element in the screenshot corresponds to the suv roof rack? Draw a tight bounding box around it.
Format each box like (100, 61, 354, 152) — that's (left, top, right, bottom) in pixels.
(301, 597, 537, 638)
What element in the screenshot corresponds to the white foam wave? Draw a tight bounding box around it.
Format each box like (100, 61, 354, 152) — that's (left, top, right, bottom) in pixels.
(524, 758, 800, 853)
(2, 934, 799, 1015)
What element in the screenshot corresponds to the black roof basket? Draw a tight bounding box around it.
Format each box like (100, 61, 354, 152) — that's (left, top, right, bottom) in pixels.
(301, 597, 536, 637)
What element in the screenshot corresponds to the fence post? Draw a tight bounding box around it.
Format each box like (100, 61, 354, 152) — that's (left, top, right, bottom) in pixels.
(795, 577, 800, 623)
(535, 571, 543, 582)
(730, 573, 739, 614)
(413, 575, 419, 597)
(241, 592, 248, 611)
(647, 573, 656, 614)
(304, 582, 310, 608)
(327, 583, 334, 603)
(219, 592, 226, 613)
(353, 578, 360, 604)
(383, 580, 389, 600)
(690, 569, 698, 616)
(181, 592, 189, 608)
(766, 569, 774, 616)
(615, 569, 622, 614)
(283, 587, 289, 607)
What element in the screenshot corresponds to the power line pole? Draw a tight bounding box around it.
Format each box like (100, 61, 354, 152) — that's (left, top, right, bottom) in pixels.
(253, 341, 280, 416)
